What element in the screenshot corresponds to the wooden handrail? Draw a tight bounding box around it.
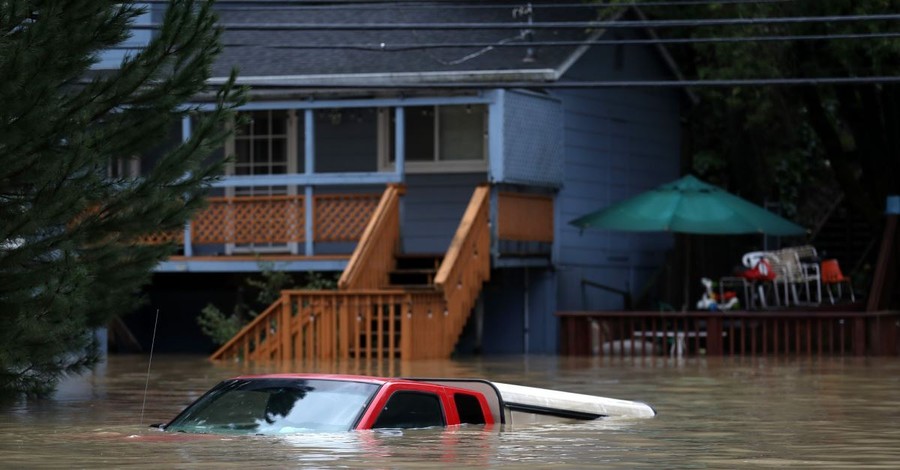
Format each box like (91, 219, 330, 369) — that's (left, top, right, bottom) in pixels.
(432, 185, 492, 357)
(434, 185, 490, 289)
(210, 297, 284, 361)
(338, 184, 404, 290)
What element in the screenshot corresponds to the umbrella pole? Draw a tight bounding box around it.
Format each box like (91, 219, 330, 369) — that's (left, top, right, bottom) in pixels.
(682, 235, 691, 312)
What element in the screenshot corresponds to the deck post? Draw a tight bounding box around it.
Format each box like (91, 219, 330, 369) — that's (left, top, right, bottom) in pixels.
(853, 317, 866, 356)
(280, 293, 292, 361)
(304, 109, 315, 256)
(182, 115, 193, 257)
(706, 314, 724, 356)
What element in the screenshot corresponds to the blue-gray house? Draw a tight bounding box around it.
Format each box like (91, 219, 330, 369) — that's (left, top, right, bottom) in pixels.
(128, 1, 685, 358)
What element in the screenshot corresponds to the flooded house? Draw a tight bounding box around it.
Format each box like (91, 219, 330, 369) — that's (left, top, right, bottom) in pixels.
(115, 1, 686, 359)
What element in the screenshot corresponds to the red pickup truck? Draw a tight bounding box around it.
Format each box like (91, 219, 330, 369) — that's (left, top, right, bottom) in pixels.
(160, 373, 654, 435)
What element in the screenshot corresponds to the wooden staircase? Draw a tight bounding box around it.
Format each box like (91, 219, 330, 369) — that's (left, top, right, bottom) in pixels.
(389, 254, 443, 288)
(210, 184, 491, 362)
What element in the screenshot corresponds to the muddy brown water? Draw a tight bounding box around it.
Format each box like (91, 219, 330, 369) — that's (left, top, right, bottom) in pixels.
(1, 355, 898, 468)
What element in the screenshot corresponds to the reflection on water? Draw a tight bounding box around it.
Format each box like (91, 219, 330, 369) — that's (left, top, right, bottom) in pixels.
(1, 355, 899, 468)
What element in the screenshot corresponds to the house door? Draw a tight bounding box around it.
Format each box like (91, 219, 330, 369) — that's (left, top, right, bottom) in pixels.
(225, 109, 299, 254)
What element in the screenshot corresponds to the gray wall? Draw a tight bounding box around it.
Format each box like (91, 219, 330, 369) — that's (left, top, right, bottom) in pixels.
(401, 173, 486, 253)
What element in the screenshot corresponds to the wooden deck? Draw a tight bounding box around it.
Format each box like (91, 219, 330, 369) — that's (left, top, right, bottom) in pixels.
(557, 310, 900, 358)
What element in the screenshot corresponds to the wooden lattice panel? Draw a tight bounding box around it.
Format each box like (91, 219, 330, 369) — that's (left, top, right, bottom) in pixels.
(314, 194, 380, 242)
(191, 201, 233, 244)
(138, 229, 184, 245)
(193, 196, 305, 244)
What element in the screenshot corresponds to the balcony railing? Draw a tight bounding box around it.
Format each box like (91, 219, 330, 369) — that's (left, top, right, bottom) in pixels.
(143, 193, 380, 254)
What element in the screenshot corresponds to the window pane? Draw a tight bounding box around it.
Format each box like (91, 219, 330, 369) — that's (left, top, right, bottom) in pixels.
(315, 108, 378, 172)
(439, 105, 484, 161)
(271, 112, 287, 135)
(454, 393, 486, 425)
(251, 111, 269, 135)
(234, 140, 251, 164)
(271, 139, 287, 165)
(372, 391, 445, 429)
(405, 106, 434, 162)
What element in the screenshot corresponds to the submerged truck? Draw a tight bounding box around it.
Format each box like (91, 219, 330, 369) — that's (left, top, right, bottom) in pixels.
(159, 374, 655, 434)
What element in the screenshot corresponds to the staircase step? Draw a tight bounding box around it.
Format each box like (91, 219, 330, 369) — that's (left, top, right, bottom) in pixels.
(389, 268, 437, 286)
(395, 253, 443, 270)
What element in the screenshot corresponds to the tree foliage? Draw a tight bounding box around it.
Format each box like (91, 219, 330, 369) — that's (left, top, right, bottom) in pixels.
(0, 1, 243, 400)
(633, 0, 900, 225)
(198, 269, 338, 346)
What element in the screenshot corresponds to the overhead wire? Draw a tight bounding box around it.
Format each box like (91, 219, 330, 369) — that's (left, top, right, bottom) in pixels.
(238, 76, 900, 88)
(185, 32, 900, 52)
(122, 1, 900, 88)
(138, 0, 801, 10)
(131, 14, 900, 31)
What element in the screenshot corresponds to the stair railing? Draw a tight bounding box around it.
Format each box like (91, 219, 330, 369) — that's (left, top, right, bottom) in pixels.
(338, 184, 404, 290)
(211, 289, 448, 361)
(432, 185, 492, 358)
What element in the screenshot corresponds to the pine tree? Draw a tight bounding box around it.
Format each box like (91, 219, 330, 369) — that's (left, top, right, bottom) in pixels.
(0, 1, 243, 400)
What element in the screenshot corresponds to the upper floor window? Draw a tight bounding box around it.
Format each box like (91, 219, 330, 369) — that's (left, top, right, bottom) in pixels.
(381, 104, 488, 173)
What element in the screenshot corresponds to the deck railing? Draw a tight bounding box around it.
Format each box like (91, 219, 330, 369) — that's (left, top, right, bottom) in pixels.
(141, 193, 380, 249)
(557, 311, 900, 358)
(210, 289, 449, 361)
(338, 184, 404, 290)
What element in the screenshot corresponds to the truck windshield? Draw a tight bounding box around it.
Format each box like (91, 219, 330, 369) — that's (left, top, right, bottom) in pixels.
(165, 378, 378, 434)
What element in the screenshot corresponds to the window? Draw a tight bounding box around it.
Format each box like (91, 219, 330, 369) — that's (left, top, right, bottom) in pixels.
(372, 391, 445, 429)
(381, 104, 487, 172)
(454, 393, 486, 425)
(230, 110, 293, 196)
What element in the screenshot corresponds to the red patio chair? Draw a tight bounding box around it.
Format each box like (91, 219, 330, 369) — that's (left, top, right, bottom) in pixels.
(820, 259, 855, 304)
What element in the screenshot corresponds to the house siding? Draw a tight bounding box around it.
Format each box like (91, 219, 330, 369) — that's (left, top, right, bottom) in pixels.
(499, 91, 565, 187)
(551, 33, 682, 316)
(401, 173, 487, 254)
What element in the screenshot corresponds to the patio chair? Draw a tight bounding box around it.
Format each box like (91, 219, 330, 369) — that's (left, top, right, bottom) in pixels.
(820, 259, 855, 304)
(765, 248, 822, 307)
(778, 246, 822, 305)
(726, 251, 777, 309)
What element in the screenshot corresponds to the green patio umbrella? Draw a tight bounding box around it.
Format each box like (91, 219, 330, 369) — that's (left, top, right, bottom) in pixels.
(570, 175, 806, 310)
(570, 175, 806, 236)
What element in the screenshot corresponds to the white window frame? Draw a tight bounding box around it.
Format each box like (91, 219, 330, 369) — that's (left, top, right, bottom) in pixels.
(225, 109, 299, 254)
(378, 105, 488, 174)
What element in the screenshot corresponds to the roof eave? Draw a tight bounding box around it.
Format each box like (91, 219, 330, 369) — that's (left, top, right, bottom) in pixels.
(210, 68, 559, 88)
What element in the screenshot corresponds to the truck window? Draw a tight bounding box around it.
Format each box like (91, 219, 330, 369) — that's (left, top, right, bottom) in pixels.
(372, 391, 445, 429)
(454, 393, 486, 425)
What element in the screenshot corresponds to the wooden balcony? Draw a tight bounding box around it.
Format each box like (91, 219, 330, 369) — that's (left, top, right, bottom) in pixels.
(146, 193, 380, 271)
(211, 185, 492, 362)
(557, 310, 900, 358)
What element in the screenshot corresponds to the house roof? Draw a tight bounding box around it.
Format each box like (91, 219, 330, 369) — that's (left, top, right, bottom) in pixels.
(210, 0, 613, 87)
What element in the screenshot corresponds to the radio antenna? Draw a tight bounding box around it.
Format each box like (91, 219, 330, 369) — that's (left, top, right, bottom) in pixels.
(139, 308, 160, 427)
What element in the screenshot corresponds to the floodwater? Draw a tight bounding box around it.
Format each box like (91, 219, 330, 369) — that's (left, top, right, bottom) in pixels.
(1, 355, 899, 469)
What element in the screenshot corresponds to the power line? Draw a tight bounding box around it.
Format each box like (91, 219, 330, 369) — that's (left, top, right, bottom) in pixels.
(235, 76, 900, 89)
(187, 0, 800, 11)
(201, 31, 900, 52)
(136, 0, 798, 10)
(132, 14, 900, 31)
